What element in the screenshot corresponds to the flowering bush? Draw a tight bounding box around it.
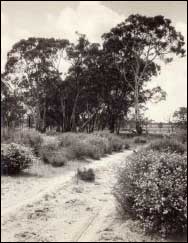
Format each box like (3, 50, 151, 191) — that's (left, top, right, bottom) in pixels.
(147, 138, 186, 154)
(1, 143, 33, 174)
(114, 150, 187, 237)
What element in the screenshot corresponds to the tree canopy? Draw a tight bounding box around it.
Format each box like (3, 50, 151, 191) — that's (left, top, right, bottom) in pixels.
(1, 15, 186, 134)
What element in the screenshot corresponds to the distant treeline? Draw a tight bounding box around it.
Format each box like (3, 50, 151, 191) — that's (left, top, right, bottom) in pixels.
(1, 15, 185, 134)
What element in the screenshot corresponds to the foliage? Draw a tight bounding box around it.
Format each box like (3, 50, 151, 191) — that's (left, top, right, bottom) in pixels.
(77, 168, 95, 182)
(173, 107, 187, 129)
(59, 133, 105, 160)
(96, 131, 125, 151)
(174, 130, 187, 145)
(1, 74, 26, 128)
(13, 129, 43, 155)
(3, 15, 185, 134)
(134, 137, 147, 144)
(114, 150, 187, 236)
(1, 143, 33, 174)
(102, 14, 185, 134)
(147, 138, 186, 154)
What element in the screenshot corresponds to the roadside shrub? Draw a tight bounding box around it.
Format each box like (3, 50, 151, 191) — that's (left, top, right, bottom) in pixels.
(114, 150, 187, 237)
(59, 133, 108, 160)
(39, 142, 67, 166)
(134, 137, 147, 144)
(84, 135, 111, 156)
(13, 129, 43, 155)
(147, 138, 186, 154)
(66, 141, 101, 160)
(96, 131, 124, 152)
(58, 132, 125, 161)
(124, 142, 130, 150)
(77, 168, 95, 182)
(1, 143, 33, 175)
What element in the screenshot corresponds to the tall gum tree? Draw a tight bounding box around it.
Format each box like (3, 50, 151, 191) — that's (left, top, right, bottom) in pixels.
(4, 37, 69, 132)
(102, 14, 186, 134)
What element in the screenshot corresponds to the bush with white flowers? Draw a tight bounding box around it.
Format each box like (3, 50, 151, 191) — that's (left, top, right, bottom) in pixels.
(114, 150, 187, 237)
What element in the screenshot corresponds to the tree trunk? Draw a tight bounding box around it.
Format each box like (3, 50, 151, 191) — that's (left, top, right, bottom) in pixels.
(109, 113, 116, 133)
(70, 93, 80, 132)
(134, 79, 142, 135)
(60, 96, 66, 132)
(41, 101, 47, 133)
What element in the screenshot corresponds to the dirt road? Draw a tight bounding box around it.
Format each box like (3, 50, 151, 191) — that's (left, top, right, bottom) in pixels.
(1, 150, 184, 242)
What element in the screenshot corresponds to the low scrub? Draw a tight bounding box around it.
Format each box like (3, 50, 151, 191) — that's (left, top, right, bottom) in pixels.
(13, 129, 44, 156)
(39, 132, 126, 166)
(77, 168, 95, 182)
(58, 132, 125, 161)
(1, 143, 33, 175)
(173, 130, 187, 145)
(147, 138, 186, 154)
(95, 131, 125, 152)
(39, 142, 68, 167)
(134, 137, 147, 144)
(59, 133, 101, 160)
(114, 150, 187, 237)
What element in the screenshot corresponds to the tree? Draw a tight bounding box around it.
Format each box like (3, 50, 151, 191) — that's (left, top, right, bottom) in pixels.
(102, 14, 186, 134)
(4, 37, 69, 132)
(1, 73, 26, 128)
(173, 107, 187, 129)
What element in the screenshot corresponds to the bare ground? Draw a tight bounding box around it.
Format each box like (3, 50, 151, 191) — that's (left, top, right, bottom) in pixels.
(1, 150, 187, 242)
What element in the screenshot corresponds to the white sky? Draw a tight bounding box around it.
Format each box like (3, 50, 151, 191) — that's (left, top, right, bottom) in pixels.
(1, 1, 187, 122)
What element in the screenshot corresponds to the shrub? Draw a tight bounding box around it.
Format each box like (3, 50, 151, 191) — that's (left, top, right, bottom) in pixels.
(77, 168, 95, 182)
(45, 130, 60, 136)
(39, 142, 67, 166)
(59, 133, 108, 160)
(67, 141, 101, 160)
(13, 129, 43, 155)
(1, 143, 33, 175)
(114, 150, 187, 237)
(58, 132, 125, 161)
(83, 134, 111, 156)
(124, 142, 130, 150)
(134, 137, 147, 144)
(95, 131, 124, 152)
(173, 130, 187, 145)
(147, 138, 186, 154)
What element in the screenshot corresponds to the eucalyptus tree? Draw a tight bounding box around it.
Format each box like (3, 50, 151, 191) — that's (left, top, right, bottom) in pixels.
(102, 14, 186, 134)
(4, 37, 69, 132)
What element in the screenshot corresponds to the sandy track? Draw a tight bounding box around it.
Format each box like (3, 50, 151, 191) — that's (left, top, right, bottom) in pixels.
(1, 150, 186, 242)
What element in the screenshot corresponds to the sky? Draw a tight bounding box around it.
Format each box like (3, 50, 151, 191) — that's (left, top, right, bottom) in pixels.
(1, 1, 187, 122)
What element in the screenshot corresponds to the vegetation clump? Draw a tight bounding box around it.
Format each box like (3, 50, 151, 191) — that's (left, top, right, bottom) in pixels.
(114, 150, 187, 237)
(77, 168, 95, 182)
(1, 143, 33, 175)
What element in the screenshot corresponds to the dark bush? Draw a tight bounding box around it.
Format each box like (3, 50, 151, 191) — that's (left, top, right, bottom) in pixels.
(114, 150, 187, 237)
(1, 143, 33, 175)
(77, 168, 95, 182)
